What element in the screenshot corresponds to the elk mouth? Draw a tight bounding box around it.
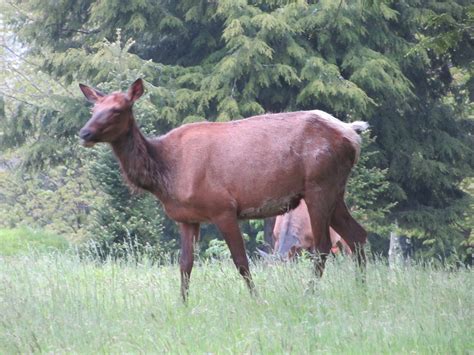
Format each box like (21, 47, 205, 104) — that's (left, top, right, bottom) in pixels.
(79, 138, 97, 147)
(79, 128, 98, 147)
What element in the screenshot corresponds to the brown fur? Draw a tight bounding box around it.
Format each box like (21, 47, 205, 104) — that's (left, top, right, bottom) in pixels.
(79, 79, 368, 300)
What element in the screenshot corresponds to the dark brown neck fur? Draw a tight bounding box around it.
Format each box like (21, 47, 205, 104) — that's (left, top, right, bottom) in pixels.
(111, 119, 168, 197)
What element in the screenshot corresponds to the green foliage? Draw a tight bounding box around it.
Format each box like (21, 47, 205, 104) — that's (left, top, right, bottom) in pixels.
(346, 131, 395, 235)
(0, 160, 98, 238)
(408, 3, 473, 67)
(204, 228, 259, 259)
(204, 238, 231, 259)
(0, 228, 69, 256)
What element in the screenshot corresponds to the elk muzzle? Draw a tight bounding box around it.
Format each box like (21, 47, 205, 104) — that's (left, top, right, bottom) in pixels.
(79, 127, 97, 147)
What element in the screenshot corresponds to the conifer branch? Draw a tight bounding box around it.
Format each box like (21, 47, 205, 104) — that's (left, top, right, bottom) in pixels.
(1, 44, 74, 96)
(60, 28, 100, 36)
(0, 91, 36, 107)
(5, 1, 34, 21)
(5, 64, 44, 94)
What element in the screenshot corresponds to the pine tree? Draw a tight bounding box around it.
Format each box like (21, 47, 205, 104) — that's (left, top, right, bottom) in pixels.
(2, 0, 472, 260)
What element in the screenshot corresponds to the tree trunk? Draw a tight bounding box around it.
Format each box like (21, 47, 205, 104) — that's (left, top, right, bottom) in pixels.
(389, 223, 403, 269)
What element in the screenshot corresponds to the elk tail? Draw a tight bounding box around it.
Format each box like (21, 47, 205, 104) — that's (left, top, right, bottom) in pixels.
(348, 121, 369, 164)
(350, 121, 369, 134)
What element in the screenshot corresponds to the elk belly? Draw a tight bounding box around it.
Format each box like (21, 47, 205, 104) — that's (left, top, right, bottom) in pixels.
(238, 194, 303, 219)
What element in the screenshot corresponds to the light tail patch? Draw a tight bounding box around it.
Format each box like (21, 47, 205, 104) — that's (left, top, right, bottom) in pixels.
(350, 121, 369, 134)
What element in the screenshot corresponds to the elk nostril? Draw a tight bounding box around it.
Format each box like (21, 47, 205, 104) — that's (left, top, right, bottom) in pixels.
(79, 129, 93, 141)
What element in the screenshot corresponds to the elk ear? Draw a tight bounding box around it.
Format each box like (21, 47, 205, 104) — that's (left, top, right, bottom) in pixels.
(79, 84, 105, 103)
(127, 78, 144, 103)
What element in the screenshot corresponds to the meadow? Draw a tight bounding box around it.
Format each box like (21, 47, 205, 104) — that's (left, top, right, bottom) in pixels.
(0, 237, 472, 354)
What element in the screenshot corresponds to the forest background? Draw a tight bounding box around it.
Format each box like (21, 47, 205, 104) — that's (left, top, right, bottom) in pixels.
(0, 0, 472, 263)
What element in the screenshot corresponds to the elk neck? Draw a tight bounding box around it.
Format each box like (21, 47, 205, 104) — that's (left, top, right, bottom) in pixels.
(110, 117, 169, 198)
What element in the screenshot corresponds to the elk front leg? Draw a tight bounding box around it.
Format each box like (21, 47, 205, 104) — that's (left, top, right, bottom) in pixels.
(213, 213, 256, 295)
(179, 222, 200, 302)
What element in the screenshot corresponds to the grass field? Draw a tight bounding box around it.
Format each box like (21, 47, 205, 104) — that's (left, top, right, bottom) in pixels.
(0, 249, 471, 354)
(0, 228, 69, 256)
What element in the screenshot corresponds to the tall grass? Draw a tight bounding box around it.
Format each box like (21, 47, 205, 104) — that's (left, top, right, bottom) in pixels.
(0, 251, 471, 353)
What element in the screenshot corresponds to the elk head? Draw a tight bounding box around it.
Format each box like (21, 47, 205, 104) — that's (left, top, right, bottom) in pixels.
(78, 79, 144, 147)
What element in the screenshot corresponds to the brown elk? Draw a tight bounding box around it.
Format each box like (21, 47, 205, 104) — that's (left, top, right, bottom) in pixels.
(272, 199, 352, 260)
(78, 78, 368, 301)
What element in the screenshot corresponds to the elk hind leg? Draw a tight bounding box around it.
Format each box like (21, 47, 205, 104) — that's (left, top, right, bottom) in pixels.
(330, 196, 367, 280)
(305, 195, 333, 278)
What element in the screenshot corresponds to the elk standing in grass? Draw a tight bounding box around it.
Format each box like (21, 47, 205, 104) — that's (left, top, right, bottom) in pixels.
(79, 79, 368, 301)
(271, 199, 352, 260)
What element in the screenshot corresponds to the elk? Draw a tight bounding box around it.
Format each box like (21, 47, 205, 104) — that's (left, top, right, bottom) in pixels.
(79, 79, 368, 301)
(272, 199, 352, 260)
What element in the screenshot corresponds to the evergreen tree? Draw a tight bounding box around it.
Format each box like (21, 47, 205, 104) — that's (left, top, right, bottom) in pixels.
(2, 0, 472, 260)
